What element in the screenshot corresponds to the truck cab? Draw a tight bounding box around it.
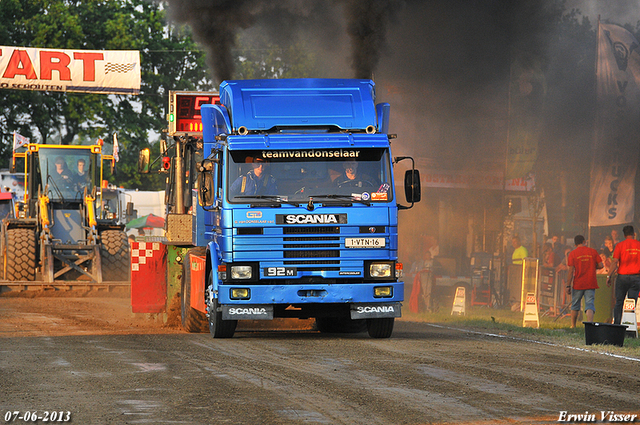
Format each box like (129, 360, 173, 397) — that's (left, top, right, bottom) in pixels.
(194, 79, 420, 338)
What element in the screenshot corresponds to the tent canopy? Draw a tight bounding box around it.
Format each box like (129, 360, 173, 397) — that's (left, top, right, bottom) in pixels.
(125, 213, 165, 229)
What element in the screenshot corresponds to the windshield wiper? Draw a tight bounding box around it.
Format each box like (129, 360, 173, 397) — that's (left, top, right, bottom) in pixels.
(234, 195, 300, 207)
(310, 194, 371, 206)
(46, 175, 64, 200)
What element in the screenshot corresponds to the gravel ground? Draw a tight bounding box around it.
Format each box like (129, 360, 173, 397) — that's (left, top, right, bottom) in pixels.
(1, 294, 639, 424)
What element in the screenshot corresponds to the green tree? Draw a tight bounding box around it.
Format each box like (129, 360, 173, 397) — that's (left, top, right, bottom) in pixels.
(0, 0, 213, 190)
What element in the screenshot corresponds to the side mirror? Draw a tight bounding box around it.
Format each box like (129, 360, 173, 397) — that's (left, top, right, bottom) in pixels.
(197, 172, 214, 207)
(126, 202, 134, 216)
(404, 169, 421, 203)
(138, 148, 150, 174)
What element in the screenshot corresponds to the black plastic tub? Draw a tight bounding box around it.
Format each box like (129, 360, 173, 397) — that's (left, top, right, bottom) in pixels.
(583, 322, 627, 347)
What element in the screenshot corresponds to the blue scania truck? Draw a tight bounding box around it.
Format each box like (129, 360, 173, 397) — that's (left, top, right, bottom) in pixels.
(139, 78, 420, 338)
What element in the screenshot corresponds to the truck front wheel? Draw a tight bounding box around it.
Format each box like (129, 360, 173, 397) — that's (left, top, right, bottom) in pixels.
(207, 273, 237, 338)
(366, 318, 394, 338)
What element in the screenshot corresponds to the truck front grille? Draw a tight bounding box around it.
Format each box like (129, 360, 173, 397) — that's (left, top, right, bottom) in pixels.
(283, 250, 339, 258)
(283, 226, 339, 234)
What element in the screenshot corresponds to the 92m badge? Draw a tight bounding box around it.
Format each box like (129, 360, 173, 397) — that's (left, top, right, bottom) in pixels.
(264, 267, 297, 277)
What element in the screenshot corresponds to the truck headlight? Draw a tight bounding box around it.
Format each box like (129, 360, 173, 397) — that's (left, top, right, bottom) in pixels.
(231, 265, 252, 280)
(370, 263, 392, 278)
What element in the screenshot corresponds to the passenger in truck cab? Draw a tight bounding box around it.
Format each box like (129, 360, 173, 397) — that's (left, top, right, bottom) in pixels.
(230, 157, 278, 197)
(334, 160, 376, 188)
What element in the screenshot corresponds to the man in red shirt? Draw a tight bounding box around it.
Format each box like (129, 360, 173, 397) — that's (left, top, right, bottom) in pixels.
(607, 225, 640, 324)
(567, 235, 604, 328)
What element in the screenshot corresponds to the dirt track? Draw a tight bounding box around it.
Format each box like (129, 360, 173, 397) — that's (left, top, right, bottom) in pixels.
(1, 295, 639, 424)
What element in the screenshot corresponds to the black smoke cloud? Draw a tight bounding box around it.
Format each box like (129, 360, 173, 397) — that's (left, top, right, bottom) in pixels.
(165, 0, 255, 82)
(343, 0, 403, 79)
(164, 0, 403, 83)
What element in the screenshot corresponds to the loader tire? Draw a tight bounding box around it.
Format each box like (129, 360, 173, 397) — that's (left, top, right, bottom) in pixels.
(181, 247, 208, 332)
(100, 230, 130, 282)
(5, 228, 37, 281)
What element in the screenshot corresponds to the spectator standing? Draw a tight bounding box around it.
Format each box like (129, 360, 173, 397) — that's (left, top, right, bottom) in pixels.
(611, 229, 621, 247)
(511, 236, 528, 265)
(542, 242, 555, 268)
(409, 251, 439, 313)
(597, 250, 610, 275)
(602, 236, 615, 259)
(428, 235, 440, 258)
(551, 234, 565, 267)
(607, 225, 640, 324)
(567, 235, 604, 328)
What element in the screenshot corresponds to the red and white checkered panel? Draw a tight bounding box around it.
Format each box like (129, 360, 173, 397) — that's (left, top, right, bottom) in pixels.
(131, 241, 165, 271)
(130, 242, 167, 313)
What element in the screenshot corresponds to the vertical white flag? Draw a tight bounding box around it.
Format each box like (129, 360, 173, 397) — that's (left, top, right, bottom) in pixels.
(113, 133, 120, 162)
(589, 23, 640, 226)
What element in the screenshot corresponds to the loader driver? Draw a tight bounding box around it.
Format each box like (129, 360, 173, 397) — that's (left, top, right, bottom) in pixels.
(230, 157, 278, 197)
(51, 156, 74, 193)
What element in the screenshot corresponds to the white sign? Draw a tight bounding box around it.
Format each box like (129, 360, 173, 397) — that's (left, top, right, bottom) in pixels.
(0, 46, 140, 95)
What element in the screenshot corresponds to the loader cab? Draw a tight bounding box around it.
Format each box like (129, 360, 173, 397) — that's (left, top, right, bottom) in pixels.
(36, 148, 96, 202)
(21, 145, 99, 219)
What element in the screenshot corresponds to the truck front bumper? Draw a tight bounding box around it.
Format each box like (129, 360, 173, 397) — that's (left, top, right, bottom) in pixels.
(222, 301, 402, 320)
(217, 281, 404, 305)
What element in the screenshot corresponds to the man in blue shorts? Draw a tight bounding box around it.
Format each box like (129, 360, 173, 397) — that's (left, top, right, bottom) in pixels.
(567, 235, 604, 328)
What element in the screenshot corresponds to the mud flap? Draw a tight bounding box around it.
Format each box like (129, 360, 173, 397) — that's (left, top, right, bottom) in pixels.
(350, 302, 402, 319)
(189, 254, 207, 313)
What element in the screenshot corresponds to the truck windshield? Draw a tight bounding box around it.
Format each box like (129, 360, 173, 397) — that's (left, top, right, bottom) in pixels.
(227, 148, 393, 203)
(38, 148, 93, 201)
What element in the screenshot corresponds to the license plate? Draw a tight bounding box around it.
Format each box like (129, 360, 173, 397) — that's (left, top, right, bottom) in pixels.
(345, 237, 385, 248)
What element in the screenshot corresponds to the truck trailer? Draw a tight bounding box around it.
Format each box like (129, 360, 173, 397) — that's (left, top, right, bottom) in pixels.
(137, 79, 420, 338)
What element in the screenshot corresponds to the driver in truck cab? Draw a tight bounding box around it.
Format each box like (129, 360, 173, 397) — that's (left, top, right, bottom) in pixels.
(230, 157, 278, 197)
